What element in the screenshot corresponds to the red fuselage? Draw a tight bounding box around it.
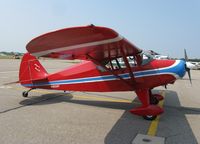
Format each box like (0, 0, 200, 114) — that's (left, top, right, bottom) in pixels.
(22, 59, 186, 92)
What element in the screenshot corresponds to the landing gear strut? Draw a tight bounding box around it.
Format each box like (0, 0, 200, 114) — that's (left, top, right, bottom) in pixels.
(130, 89, 164, 121)
(141, 90, 164, 120)
(22, 88, 35, 97)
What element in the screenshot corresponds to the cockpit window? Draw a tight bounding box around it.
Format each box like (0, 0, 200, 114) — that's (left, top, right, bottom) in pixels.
(140, 51, 154, 65)
(105, 58, 125, 70)
(98, 51, 153, 72)
(105, 56, 138, 70)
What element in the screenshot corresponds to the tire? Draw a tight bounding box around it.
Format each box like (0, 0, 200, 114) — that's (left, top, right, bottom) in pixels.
(143, 115, 157, 121)
(150, 96, 159, 105)
(22, 91, 28, 97)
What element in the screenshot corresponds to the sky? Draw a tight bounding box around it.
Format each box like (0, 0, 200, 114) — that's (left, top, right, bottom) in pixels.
(0, 0, 200, 58)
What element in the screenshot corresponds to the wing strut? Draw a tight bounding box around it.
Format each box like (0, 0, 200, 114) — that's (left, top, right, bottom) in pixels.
(108, 48, 114, 70)
(120, 47, 135, 82)
(86, 54, 134, 90)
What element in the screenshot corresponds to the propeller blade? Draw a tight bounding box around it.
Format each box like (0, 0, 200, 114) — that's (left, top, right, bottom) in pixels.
(184, 49, 188, 61)
(187, 69, 192, 84)
(185, 64, 192, 84)
(184, 49, 192, 84)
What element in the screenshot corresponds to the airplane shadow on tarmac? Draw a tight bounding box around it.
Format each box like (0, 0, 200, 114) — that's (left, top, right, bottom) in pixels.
(19, 92, 136, 110)
(19, 90, 199, 144)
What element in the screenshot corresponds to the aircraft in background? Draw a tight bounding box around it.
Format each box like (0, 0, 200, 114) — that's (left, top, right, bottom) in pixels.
(184, 49, 200, 70)
(147, 50, 169, 60)
(18, 25, 191, 120)
(187, 61, 200, 70)
(185, 61, 198, 70)
(148, 49, 199, 70)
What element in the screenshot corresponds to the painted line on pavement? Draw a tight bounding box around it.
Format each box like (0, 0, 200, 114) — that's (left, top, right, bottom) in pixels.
(147, 90, 165, 136)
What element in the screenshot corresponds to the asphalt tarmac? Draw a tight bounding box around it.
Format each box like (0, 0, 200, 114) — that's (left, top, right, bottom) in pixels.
(0, 59, 200, 144)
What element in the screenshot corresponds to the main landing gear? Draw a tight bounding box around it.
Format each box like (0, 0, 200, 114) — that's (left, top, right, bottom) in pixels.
(130, 89, 164, 121)
(149, 90, 164, 105)
(143, 115, 157, 121)
(22, 88, 35, 97)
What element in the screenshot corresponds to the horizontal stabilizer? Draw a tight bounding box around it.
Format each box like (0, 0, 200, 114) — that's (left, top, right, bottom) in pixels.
(3, 81, 19, 85)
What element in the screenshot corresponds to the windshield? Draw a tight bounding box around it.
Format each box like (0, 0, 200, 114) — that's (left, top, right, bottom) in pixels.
(140, 51, 154, 65)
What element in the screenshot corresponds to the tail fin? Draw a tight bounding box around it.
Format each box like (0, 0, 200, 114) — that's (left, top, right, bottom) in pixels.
(19, 53, 48, 86)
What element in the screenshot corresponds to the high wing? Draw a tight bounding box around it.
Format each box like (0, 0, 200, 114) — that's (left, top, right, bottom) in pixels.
(26, 25, 142, 62)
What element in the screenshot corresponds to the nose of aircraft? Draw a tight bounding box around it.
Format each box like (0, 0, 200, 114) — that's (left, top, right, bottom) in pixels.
(172, 59, 192, 84)
(174, 60, 186, 79)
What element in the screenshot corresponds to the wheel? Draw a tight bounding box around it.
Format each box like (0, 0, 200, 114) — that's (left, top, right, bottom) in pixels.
(143, 115, 157, 121)
(150, 96, 159, 105)
(22, 91, 28, 97)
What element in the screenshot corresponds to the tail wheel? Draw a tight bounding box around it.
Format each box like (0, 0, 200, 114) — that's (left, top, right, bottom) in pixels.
(22, 88, 35, 98)
(143, 115, 157, 121)
(22, 91, 28, 97)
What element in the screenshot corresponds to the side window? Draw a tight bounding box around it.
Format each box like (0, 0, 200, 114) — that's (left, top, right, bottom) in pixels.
(105, 56, 138, 70)
(113, 58, 125, 69)
(127, 56, 137, 67)
(105, 58, 126, 70)
(98, 54, 147, 72)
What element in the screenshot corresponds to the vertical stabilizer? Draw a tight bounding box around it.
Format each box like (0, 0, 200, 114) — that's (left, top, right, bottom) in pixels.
(19, 53, 48, 86)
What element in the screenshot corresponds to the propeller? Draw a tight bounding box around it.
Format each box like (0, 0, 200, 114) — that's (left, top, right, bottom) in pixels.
(184, 49, 188, 61)
(184, 49, 192, 84)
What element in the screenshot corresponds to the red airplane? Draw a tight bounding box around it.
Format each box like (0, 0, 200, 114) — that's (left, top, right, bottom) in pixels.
(19, 25, 190, 120)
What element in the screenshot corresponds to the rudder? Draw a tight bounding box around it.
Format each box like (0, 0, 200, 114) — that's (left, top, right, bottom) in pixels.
(19, 53, 48, 86)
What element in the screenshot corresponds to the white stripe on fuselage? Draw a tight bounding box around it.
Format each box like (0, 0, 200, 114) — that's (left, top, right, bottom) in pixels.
(32, 35, 123, 57)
